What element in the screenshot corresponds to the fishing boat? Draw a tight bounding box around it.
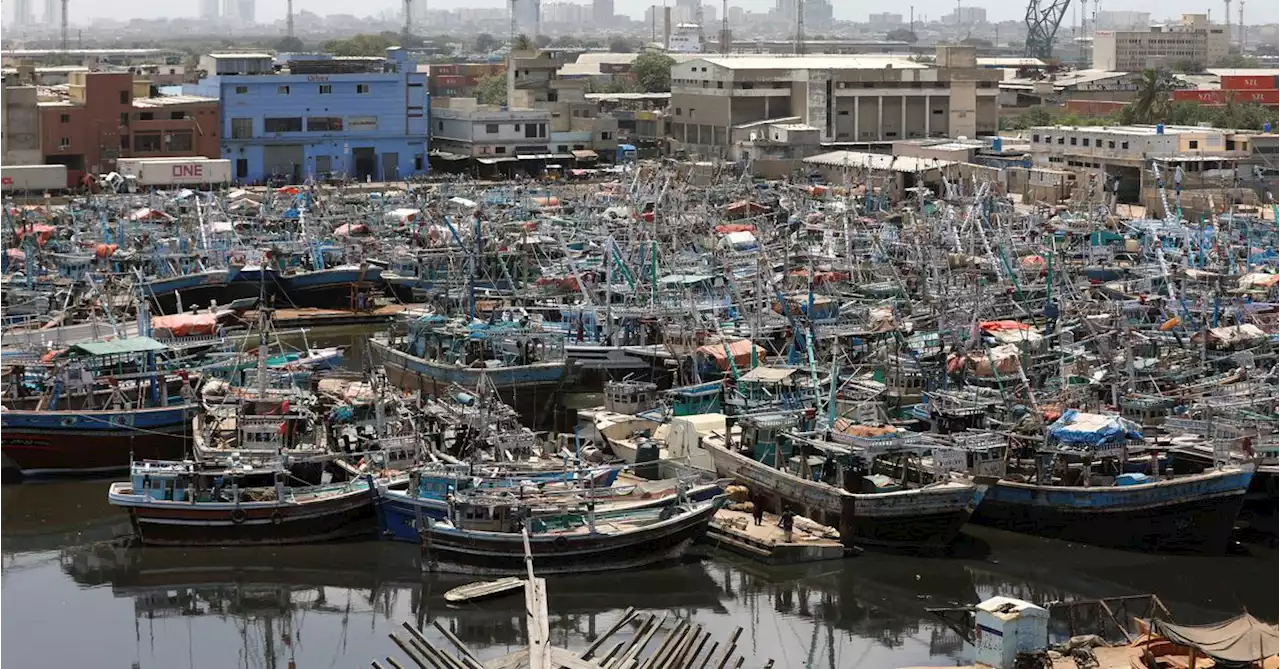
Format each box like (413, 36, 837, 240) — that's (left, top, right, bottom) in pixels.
(107, 459, 379, 546)
(371, 316, 574, 405)
(417, 493, 723, 575)
(1, 336, 198, 476)
(703, 412, 987, 552)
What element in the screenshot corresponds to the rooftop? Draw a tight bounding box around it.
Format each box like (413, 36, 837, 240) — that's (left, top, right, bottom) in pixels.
(1031, 124, 1238, 135)
(206, 52, 274, 60)
(132, 95, 218, 108)
(692, 55, 927, 71)
(1001, 69, 1129, 90)
(805, 151, 955, 172)
(583, 92, 671, 101)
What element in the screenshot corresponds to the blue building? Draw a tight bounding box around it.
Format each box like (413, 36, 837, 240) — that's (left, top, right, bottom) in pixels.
(192, 48, 428, 183)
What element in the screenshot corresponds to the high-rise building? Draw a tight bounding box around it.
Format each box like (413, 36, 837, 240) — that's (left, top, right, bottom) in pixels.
(514, 0, 541, 35)
(1094, 10, 1150, 31)
(943, 6, 986, 24)
(227, 0, 254, 22)
(12, 0, 34, 26)
(867, 12, 903, 28)
(198, 0, 221, 19)
(592, 0, 613, 25)
(43, 0, 61, 28)
(1094, 13, 1228, 71)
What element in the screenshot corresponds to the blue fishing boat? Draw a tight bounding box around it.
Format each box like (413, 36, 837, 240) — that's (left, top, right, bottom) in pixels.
(283, 263, 383, 307)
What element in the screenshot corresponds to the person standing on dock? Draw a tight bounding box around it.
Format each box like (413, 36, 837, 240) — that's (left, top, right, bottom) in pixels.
(779, 507, 794, 542)
(752, 495, 765, 526)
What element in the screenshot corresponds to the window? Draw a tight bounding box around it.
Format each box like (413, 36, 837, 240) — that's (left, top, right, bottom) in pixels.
(264, 117, 303, 133)
(1032, 134, 1040, 143)
(139, 112, 154, 121)
(319, 84, 332, 94)
(235, 85, 248, 94)
(675, 107, 682, 116)
(170, 111, 186, 120)
(496, 146, 506, 154)
(1121, 141, 1128, 149)
(1070, 137, 1077, 145)
(1189, 140, 1198, 149)
(236, 158, 248, 178)
(120, 134, 130, 150)
(486, 124, 499, 134)
(717, 81, 723, 88)
(539, 124, 545, 138)
(356, 84, 370, 94)
(601, 131, 612, 140)
(1082, 138, 1089, 147)
(1108, 140, 1116, 148)
(119, 91, 129, 104)
(437, 121, 444, 131)
(120, 112, 130, 127)
(514, 124, 521, 131)
(306, 117, 343, 132)
(525, 124, 538, 138)
(349, 116, 377, 130)
(1058, 137, 1064, 144)
(165, 131, 193, 152)
(59, 136, 70, 148)
(60, 113, 70, 123)
(278, 85, 290, 95)
(135, 133, 162, 152)
(557, 145, 569, 152)
(231, 117, 253, 139)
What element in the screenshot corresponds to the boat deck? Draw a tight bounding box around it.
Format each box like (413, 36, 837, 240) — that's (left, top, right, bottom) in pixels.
(704, 508, 846, 564)
(246, 304, 420, 328)
(899, 646, 1135, 669)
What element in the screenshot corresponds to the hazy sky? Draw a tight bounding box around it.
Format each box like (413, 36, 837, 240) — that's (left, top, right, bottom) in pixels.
(41, 0, 1280, 26)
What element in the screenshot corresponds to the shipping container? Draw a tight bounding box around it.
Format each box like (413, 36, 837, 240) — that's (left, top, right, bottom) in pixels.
(116, 158, 230, 186)
(0, 164, 69, 192)
(1220, 74, 1279, 92)
(1173, 89, 1280, 105)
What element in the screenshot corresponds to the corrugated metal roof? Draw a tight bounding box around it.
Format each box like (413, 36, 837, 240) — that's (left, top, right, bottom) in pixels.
(67, 336, 168, 357)
(804, 151, 954, 172)
(132, 95, 218, 107)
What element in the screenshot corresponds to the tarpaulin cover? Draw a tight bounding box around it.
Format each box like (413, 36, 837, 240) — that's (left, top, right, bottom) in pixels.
(129, 208, 173, 222)
(715, 224, 757, 234)
(334, 223, 370, 237)
(1238, 272, 1280, 289)
(151, 313, 219, 337)
(1048, 409, 1143, 446)
(980, 320, 1032, 332)
(696, 339, 766, 371)
(15, 224, 56, 245)
(1154, 614, 1278, 664)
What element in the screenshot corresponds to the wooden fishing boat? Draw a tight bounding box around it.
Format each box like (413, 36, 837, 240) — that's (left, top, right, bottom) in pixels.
(703, 412, 987, 552)
(443, 577, 525, 604)
(417, 494, 724, 575)
(107, 459, 379, 546)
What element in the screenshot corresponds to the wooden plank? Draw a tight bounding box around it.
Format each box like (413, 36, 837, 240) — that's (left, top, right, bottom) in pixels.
(432, 620, 488, 669)
(550, 647, 607, 669)
(389, 633, 433, 669)
(484, 650, 530, 669)
(579, 608, 638, 661)
(527, 577, 552, 669)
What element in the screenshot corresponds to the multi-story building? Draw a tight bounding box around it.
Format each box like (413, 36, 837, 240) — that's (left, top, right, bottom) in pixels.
(772, 0, 833, 28)
(430, 98, 555, 171)
(37, 71, 220, 185)
(1093, 14, 1229, 71)
(592, 0, 614, 25)
(867, 13, 904, 28)
(191, 49, 428, 183)
(198, 0, 220, 20)
(43, 0, 61, 28)
(2, 80, 42, 166)
(667, 46, 1000, 156)
(11, 0, 34, 26)
(943, 6, 986, 25)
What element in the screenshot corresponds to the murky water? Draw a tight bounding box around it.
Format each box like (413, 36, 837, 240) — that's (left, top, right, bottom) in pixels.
(3, 478, 1275, 669)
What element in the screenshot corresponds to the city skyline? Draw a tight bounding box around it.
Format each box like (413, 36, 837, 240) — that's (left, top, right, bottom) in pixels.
(3, 0, 1276, 27)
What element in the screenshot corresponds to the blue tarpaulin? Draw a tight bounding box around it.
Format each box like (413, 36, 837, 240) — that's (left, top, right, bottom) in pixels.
(1047, 409, 1143, 447)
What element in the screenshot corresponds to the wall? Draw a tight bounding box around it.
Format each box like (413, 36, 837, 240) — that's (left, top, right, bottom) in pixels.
(2, 85, 42, 166)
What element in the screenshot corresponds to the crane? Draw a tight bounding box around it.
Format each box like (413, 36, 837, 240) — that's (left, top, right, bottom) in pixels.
(1024, 0, 1070, 59)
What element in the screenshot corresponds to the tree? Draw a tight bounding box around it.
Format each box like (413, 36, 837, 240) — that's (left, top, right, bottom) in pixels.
(512, 33, 534, 52)
(886, 29, 918, 43)
(275, 35, 304, 52)
(630, 52, 675, 92)
(474, 33, 498, 53)
(609, 36, 641, 52)
(475, 73, 507, 105)
(535, 34, 553, 48)
(1129, 69, 1171, 124)
(322, 33, 396, 56)
(1170, 58, 1205, 73)
(589, 77, 642, 94)
(550, 36, 584, 48)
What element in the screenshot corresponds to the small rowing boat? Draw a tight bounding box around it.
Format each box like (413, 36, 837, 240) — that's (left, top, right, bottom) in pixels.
(443, 576, 526, 604)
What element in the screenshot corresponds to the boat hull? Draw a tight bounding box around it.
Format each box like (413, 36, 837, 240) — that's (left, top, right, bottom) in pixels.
(418, 500, 721, 576)
(706, 442, 984, 552)
(970, 466, 1254, 553)
(144, 270, 231, 314)
(283, 266, 384, 308)
(109, 482, 377, 546)
(1, 405, 195, 476)
(372, 339, 572, 401)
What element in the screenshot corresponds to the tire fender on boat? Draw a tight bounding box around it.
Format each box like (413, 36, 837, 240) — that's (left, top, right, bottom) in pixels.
(659, 506, 678, 521)
(231, 508, 247, 524)
(271, 511, 283, 525)
(553, 536, 569, 550)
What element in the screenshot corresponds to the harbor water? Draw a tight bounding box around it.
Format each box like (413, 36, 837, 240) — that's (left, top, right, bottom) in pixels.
(3, 477, 1275, 668)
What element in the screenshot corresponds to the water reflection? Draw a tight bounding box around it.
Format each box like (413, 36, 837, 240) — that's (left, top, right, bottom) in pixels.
(3, 478, 1276, 669)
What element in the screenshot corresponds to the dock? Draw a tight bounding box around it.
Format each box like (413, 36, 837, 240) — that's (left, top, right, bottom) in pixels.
(703, 508, 848, 564)
(899, 645, 1137, 669)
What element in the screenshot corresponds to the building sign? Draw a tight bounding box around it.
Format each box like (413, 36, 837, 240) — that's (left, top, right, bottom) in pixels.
(174, 164, 204, 178)
(306, 75, 330, 82)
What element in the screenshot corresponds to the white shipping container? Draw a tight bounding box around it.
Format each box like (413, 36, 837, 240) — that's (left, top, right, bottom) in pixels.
(0, 164, 68, 192)
(117, 158, 229, 186)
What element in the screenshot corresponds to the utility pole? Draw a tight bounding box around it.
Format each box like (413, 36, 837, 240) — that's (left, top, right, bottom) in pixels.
(402, 0, 412, 45)
(1238, 0, 1245, 51)
(1222, 0, 1231, 44)
(719, 0, 729, 54)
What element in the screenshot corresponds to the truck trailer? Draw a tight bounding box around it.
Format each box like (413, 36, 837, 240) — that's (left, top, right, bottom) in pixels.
(115, 158, 231, 187)
(1, 165, 69, 192)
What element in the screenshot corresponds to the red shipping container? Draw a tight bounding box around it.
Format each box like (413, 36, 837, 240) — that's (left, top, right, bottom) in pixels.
(1173, 89, 1278, 105)
(1221, 74, 1279, 92)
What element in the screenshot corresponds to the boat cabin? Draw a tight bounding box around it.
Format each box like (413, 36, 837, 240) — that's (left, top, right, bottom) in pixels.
(666, 381, 723, 416)
(604, 380, 659, 415)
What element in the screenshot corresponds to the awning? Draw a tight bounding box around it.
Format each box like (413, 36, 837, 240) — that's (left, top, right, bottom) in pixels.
(572, 149, 599, 160)
(1155, 614, 1278, 664)
(517, 154, 554, 160)
(430, 150, 469, 161)
(739, 366, 796, 383)
(477, 157, 517, 164)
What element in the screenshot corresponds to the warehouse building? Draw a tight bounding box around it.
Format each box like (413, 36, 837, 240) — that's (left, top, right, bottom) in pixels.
(666, 46, 1000, 158)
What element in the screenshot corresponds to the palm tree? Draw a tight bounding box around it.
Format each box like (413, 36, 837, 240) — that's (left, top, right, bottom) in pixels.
(1132, 69, 1171, 124)
(512, 33, 534, 52)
